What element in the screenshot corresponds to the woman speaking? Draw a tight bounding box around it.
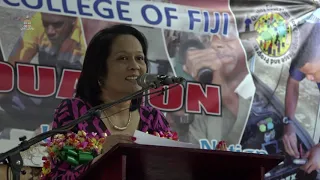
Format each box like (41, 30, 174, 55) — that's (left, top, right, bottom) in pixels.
(42, 24, 175, 179)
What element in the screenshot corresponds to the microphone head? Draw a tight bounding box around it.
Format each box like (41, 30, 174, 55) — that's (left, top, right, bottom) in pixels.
(136, 74, 148, 88)
(137, 74, 158, 88)
(198, 68, 213, 84)
(137, 74, 185, 88)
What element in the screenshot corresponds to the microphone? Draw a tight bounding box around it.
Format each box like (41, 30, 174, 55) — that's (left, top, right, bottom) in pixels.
(137, 74, 185, 88)
(198, 68, 213, 84)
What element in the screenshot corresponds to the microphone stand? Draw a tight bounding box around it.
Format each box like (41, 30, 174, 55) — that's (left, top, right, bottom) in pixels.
(0, 85, 155, 180)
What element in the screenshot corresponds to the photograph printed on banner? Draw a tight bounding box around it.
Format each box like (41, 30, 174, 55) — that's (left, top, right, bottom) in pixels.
(231, 1, 320, 179)
(162, 0, 254, 146)
(0, 7, 86, 139)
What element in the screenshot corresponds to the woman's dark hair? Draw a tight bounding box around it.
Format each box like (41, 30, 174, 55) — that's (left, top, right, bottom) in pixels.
(75, 24, 149, 108)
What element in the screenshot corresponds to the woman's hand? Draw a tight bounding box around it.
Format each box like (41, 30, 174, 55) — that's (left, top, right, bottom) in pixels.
(92, 134, 136, 164)
(102, 134, 136, 153)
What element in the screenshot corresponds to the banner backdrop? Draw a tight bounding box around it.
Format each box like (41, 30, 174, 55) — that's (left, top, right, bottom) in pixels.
(0, 0, 319, 179)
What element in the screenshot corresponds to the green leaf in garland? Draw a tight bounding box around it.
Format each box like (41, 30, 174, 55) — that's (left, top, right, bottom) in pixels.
(57, 146, 95, 166)
(67, 149, 78, 157)
(79, 151, 94, 164)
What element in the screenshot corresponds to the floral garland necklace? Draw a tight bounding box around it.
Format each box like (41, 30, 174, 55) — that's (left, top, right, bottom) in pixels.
(40, 130, 178, 179)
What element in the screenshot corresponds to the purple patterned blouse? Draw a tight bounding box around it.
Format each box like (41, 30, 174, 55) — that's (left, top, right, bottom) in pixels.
(48, 98, 171, 180)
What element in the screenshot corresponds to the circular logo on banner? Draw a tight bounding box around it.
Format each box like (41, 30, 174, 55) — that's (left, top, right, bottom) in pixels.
(248, 5, 300, 65)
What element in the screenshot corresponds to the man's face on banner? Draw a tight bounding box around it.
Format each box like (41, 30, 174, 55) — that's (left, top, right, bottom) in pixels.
(182, 23, 246, 84)
(300, 61, 320, 82)
(165, 17, 248, 121)
(41, 13, 75, 44)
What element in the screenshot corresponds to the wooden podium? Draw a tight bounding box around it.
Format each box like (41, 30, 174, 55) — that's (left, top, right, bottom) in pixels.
(79, 143, 284, 180)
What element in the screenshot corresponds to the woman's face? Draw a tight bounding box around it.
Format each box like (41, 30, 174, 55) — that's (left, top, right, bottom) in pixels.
(102, 34, 147, 95)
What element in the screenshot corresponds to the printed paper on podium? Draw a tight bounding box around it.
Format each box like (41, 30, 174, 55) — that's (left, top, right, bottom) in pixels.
(133, 130, 199, 149)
